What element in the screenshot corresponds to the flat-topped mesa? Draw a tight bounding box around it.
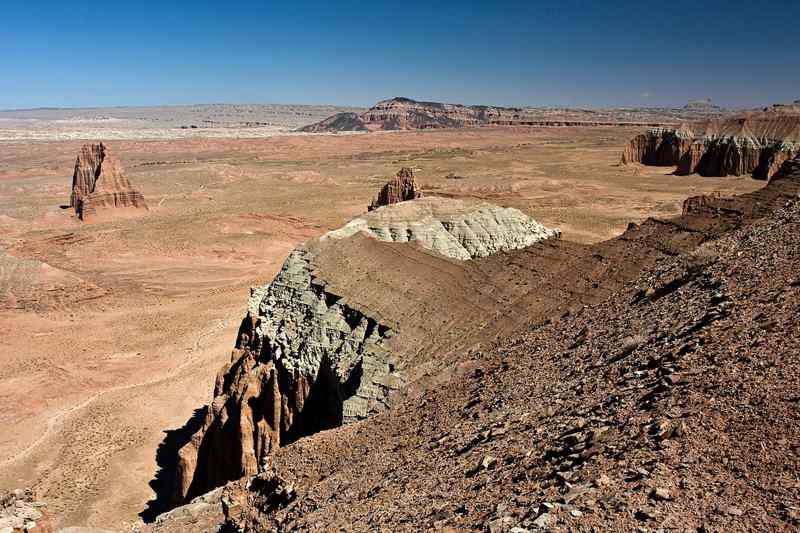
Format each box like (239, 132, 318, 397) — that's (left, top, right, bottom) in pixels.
(169, 197, 559, 506)
(621, 110, 800, 179)
(367, 167, 422, 211)
(301, 97, 689, 133)
(70, 143, 147, 221)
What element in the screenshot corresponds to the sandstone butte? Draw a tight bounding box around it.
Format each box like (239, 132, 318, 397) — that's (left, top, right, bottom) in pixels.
(621, 106, 800, 179)
(367, 167, 422, 211)
(70, 142, 147, 221)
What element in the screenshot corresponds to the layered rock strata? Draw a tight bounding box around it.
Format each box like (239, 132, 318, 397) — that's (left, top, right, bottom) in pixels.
(170, 197, 559, 505)
(70, 143, 147, 220)
(337, 197, 559, 260)
(621, 111, 800, 179)
(300, 96, 689, 132)
(367, 167, 422, 211)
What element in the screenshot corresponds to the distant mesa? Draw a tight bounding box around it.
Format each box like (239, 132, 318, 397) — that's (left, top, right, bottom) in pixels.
(368, 167, 422, 211)
(621, 107, 800, 179)
(299, 96, 689, 133)
(764, 100, 800, 114)
(682, 98, 722, 112)
(70, 142, 147, 221)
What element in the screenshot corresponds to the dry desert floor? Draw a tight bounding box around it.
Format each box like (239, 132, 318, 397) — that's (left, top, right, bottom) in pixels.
(0, 127, 762, 529)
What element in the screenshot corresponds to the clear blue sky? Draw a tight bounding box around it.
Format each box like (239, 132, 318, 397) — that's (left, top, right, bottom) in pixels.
(2, 0, 798, 110)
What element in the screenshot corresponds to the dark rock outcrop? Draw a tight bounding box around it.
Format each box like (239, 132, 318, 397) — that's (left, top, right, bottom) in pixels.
(367, 167, 422, 211)
(621, 111, 800, 179)
(297, 112, 367, 133)
(70, 143, 147, 220)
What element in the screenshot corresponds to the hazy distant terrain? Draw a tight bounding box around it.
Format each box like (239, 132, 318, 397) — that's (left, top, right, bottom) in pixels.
(0, 104, 364, 141)
(0, 99, 736, 141)
(0, 119, 770, 529)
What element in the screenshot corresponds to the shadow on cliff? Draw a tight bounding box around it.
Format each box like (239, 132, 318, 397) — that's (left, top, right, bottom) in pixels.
(140, 406, 208, 523)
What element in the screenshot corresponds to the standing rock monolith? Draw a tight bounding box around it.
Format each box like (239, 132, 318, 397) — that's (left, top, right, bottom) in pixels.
(368, 167, 422, 211)
(70, 143, 147, 221)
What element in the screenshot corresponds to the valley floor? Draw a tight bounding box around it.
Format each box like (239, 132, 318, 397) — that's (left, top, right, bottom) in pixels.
(0, 127, 762, 529)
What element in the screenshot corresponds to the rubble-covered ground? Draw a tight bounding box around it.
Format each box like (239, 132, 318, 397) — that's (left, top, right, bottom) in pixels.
(145, 171, 800, 531)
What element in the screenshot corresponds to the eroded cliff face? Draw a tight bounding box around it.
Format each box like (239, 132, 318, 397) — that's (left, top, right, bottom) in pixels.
(170, 197, 559, 505)
(70, 143, 147, 220)
(621, 112, 800, 179)
(174, 248, 399, 504)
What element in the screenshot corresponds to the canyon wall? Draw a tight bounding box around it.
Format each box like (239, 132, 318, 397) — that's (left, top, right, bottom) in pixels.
(621, 111, 800, 179)
(169, 197, 559, 505)
(70, 143, 147, 220)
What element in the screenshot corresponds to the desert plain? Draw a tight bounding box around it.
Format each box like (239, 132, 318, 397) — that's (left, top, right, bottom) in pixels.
(0, 111, 763, 529)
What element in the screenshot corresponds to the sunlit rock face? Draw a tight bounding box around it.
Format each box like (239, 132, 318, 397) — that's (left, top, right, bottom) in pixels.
(621, 111, 800, 179)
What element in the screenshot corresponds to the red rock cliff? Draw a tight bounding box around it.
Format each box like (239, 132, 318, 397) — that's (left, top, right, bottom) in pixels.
(367, 167, 422, 211)
(621, 111, 800, 179)
(70, 143, 147, 220)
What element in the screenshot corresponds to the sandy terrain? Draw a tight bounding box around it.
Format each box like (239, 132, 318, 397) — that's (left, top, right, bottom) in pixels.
(0, 126, 762, 529)
(0, 104, 363, 141)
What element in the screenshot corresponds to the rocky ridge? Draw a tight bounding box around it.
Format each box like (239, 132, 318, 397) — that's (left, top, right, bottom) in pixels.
(367, 167, 422, 211)
(70, 143, 147, 221)
(146, 156, 800, 532)
(167, 197, 559, 506)
(621, 109, 800, 179)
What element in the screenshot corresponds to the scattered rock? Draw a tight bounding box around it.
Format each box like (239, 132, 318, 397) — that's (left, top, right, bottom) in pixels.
(481, 455, 498, 470)
(0, 489, 51, 533)
(532, 513, 551, 529)
(635, 506, 656, 521)
(650, 487, 673, 501)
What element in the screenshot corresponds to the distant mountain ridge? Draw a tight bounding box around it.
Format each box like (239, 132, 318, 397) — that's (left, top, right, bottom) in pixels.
(299, 96, 730, 132)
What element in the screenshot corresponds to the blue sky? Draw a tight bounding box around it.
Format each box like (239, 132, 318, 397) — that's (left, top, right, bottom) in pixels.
(2, 0, 798, 109)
